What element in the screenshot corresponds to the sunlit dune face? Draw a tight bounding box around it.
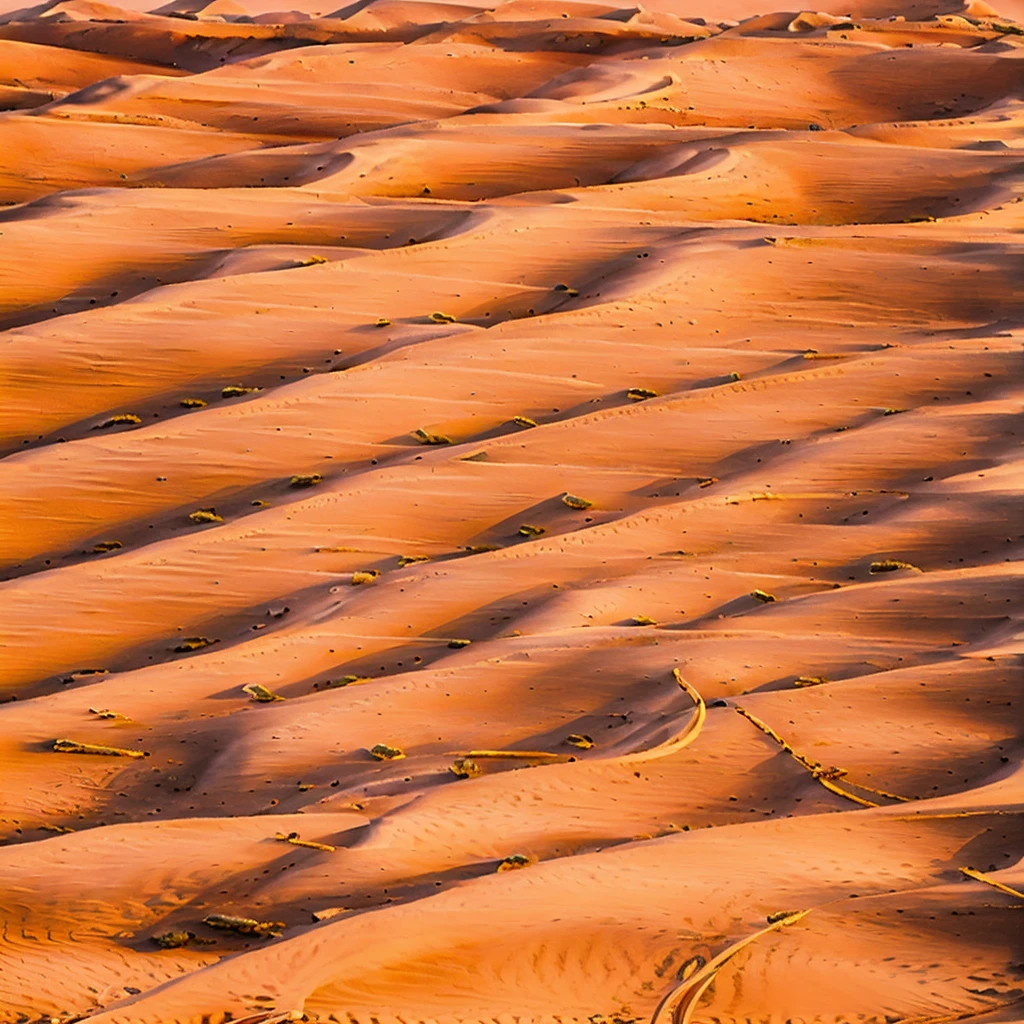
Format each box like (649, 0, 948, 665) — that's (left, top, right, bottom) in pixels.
(0, 0, 1022, 1021)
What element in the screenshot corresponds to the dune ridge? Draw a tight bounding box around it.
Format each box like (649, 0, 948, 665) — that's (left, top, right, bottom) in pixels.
(0, 0, 1022, 1021)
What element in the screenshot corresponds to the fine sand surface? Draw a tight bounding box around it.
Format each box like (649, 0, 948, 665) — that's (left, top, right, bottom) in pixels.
(0, 0, 1022, 1021)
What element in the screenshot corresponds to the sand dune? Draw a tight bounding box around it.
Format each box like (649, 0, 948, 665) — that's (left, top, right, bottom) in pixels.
(0, 0, 1022, 1022)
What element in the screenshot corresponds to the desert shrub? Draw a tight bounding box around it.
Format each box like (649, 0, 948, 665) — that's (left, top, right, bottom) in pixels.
(96, 413, 142, 428)
(398, 554, 429, 567)
(564, 733, 594, 749)
(52, 738, 145, 758)
(869, 559, 919, 573)
(414, 428, 452, 445)
(174, 636, 217, 652)
(242, 683, 284, 702)
(794, 675, 827, 688)
(450, 757, 481, 779)
(188, 508, 223, 524)
(202, 914, 283, 937)
(562, 493, 592, 510)
(496, 854, 530, 872)
(369, 743, 405, 760)
(627, 387, 657, 401)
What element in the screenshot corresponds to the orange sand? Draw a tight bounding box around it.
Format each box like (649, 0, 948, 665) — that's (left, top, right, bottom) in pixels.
(0, 0, 1022, 1021)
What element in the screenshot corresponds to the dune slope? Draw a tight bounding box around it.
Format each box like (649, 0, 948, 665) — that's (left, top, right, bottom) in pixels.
(0, 0, 1022, 1022)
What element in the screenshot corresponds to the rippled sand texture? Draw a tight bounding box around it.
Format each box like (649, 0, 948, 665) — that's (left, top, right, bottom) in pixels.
(1, 0, 1023, 1020)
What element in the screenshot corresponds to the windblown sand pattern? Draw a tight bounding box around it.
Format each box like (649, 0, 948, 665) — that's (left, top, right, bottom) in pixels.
(0, 0, 1022, 1020)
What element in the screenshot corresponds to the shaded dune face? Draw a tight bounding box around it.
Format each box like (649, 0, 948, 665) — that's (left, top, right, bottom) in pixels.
(0, 0, 1023, 1021)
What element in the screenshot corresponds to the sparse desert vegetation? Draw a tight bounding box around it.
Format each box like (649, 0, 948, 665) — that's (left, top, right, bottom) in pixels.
(414, 427, 453, 445)
(398, 554, 430, 566)
(274, 831, 335, 851)
(0, 5, 1019, 1023)
(174, 636, 217, 652)
(564, 733, 594, 749)
(52, 738, 146, 758)
(188, 507, 223, 524)
(95, 413, 142, 428)
(242, 683, 284, 702)
(496, 853, 531, 872)
(562, 493, 592, 510)
(450, 756, 481, 778)
(369, 742, 406, 761)
(627, 387, 658, 401)
(869, 559, 921, 573)
(203, 914, 285, 937)
(518, 524, 546, 537)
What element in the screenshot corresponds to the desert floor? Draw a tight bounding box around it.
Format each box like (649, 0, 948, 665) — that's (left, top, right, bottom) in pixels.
(0, 0, 1022, 1020)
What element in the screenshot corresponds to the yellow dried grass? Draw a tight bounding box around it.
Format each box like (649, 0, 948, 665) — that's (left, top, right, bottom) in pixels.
(623, 670, 706, 764)
(52, 738, 145, 758)
(959, 866, 1024, 899)
(414, 428, 452, 445)
(650, 910, 811, 1024)
(733, 705, 911, 807)
(243, 683, 284, 703)
(203, 914, 284, 937)
(274, 831, 335, 852)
